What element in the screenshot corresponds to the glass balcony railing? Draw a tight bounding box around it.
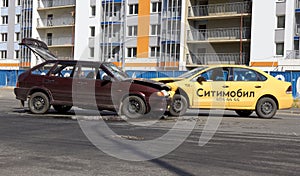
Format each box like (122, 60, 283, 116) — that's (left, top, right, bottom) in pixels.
(42, 36, 73, 46)
(188, 1, 252, 17)
(189, 53, 247, 65)
(187, 27, 251, 41)
(38, 0, 75, 8)
(37, 17, 74, 27)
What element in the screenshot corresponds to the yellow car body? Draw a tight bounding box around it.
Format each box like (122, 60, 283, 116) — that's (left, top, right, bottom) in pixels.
(152, 65, 293, 118)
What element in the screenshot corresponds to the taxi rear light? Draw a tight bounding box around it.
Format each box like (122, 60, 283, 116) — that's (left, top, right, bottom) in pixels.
(286, 86, 292, 94)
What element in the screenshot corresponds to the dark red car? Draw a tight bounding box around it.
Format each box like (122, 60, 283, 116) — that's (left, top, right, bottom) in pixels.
(14, 38, 170, 118)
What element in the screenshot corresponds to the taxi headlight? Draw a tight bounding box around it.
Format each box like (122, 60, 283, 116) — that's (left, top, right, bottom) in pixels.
(156, 90, 169, 97)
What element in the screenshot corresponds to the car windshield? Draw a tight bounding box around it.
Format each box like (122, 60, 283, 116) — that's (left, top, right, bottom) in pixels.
(178, 66, 207, 78)
(102, 63, 129, 80)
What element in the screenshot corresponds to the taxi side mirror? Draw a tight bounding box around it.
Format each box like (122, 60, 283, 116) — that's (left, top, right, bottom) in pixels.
(197, 76, 206, 85)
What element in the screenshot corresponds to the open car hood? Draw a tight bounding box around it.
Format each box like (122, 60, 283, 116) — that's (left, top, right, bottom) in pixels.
(19, 38, 57, 61)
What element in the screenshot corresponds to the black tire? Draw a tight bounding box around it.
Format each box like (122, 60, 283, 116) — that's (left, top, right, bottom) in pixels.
(53, 105, 72, 113)
(235, 110, 253, 117)
(255, 97, 277, 119)
(28, 92, 50, 114)
(169, 94, 188, 116)
(121, 96, 146, 118)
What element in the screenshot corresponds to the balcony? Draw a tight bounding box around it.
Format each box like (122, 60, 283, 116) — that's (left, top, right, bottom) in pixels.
(189, 53, 247, 65)
(102, 12, 122, 23)
(162, 30, 181, 42)
(38, 0, 75, 9)
(187, 27, 251, 42)
(43, 36, 74, 47)
(163, 6, 181, 19)
(188, 1, 251, 18)
(37, 17, 74, 28)
(286, 50, 300, 59)
(101, 33, 123, 44)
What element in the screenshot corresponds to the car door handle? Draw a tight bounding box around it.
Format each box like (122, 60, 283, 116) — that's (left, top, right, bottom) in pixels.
(255, 86, 261, 88)
(44, 79, 54, 83)
(222, 85, 229, 88)
(77, 81, 88, 85)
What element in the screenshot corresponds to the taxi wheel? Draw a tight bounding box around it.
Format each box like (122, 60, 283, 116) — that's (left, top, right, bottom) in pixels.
(235, 110, 253, 117)
(53, 105, 72, 113)
(169, 94, 188, 117)
(28, 92, 50, 114)
(121, 96, 146, 119)
(256, 97, 277, 119)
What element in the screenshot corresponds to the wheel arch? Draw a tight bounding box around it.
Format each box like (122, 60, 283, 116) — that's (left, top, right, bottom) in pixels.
(256, 94, 279, 110)
(121, 92, 149, 112)
(175, 88, 190, 107)
(28, 88, 53, 103)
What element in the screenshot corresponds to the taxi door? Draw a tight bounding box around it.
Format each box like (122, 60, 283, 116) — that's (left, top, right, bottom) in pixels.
(191, 67, 230, 109)
(228, 67, 266, 109)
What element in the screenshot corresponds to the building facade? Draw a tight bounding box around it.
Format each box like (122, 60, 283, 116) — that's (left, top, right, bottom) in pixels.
(0, 0, 22, 70)
(2, 0, 299, 71)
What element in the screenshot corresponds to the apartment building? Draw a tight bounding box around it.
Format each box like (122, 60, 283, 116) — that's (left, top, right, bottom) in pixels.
(251, 0, 300, 71)
(30, 0, 75, 66)
(0, 0, 22, 70)
(3, 0, 298, 71)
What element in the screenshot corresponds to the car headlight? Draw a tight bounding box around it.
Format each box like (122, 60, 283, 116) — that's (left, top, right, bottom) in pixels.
(156, 90, 170, 97)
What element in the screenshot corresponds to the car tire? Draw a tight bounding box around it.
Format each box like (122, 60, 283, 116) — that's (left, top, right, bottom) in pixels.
(255, 97, 277, 119)
(121, 96, 146, 119)
(169, 94, 188, 117)
(28, 92, 50, 114)
(53, 105, 72, 113)
(235, 110, 253, 117)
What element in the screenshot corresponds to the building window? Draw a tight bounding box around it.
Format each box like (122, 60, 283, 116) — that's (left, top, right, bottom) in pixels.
(151, 2, 162, 13)
(128, 26, 137, 37)
(276, 43, 284, 55)
(15, 32, 20, 41)
(277, 16, 285, 28)
(2, 16, 8, 24)
(129, 4, 138, 15)
(16, 15, 21, 24)
(1, 50, 7, 59)
(1, 33, 7, 41)
(90, 26, 95, 37)
(15, 50, 20, 59)
(2, 0, 8, 7)
(150, 24, 161, 35)
(90, 47, 94, 58)
(127, 47, 137, 58)
(150, 47, 160, 57)
(91, 6, 96, 16)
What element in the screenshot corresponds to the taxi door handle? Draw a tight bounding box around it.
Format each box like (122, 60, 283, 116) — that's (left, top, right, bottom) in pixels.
(222, 85, 229, 88)
(255, 86, 261, 88)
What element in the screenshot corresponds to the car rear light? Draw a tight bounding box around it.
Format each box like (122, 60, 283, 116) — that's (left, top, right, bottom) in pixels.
(286, 85, 292, 94)
(16, 81, 19, 88)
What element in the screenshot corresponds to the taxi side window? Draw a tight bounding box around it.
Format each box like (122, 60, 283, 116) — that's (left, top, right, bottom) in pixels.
(200, 68, 229, 81)
(233, 68, 267, 81)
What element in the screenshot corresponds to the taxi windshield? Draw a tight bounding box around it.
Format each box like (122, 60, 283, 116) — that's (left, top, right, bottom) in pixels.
(178, 66, 207, 78)
(102, 63, 129, 80)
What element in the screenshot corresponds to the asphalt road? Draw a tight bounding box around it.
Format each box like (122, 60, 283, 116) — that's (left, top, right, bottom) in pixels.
(0, 88, 300, 176)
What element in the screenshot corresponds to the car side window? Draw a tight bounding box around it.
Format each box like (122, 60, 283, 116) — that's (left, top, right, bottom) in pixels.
(31, 63, 55, 75)
(74, 66, 99, 80)
(233, 68, 266, 81)
(199, 68, 229, 81)
(50, 64, 74, 78)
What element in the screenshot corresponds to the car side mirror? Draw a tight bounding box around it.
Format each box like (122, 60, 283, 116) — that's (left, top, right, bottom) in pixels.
(197, 76, 206, 84)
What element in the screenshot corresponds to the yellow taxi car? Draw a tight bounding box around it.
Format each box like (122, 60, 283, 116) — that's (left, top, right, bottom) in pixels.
(152, 65, 293, 118)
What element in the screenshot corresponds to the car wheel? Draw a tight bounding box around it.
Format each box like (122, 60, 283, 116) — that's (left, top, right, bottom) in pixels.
(53, 105, 72, 113)
(28, 92, 50, 114)
(169, 94, 188, 116)
(255, 97, 277, 119)
(235, 110, 253, 117)
(121, 96, 146, 118)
